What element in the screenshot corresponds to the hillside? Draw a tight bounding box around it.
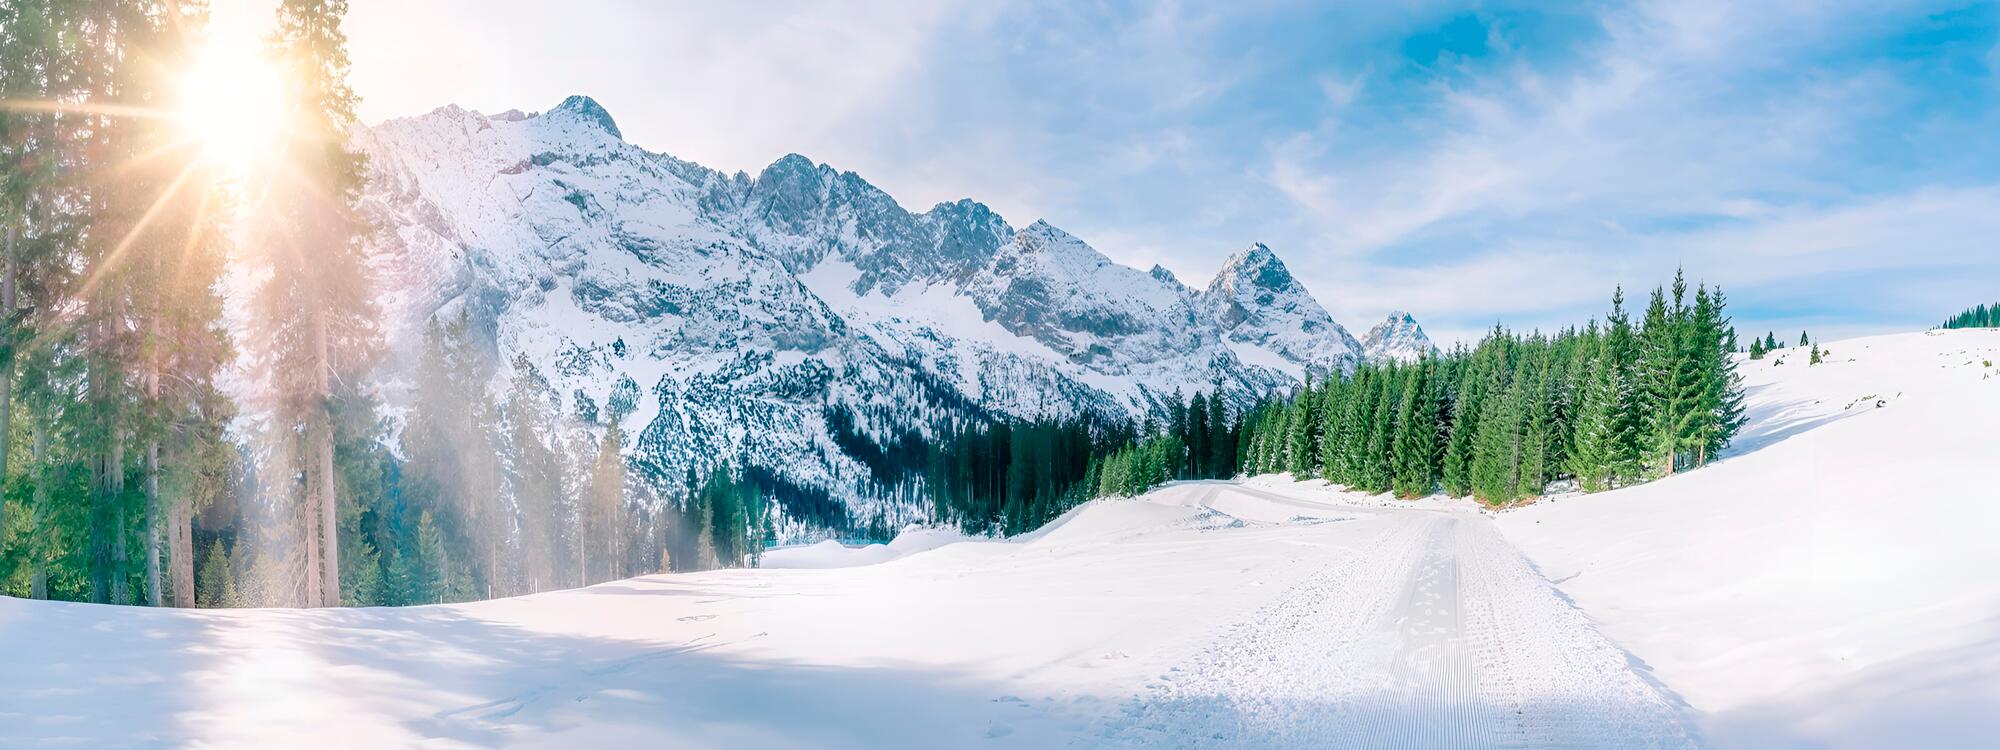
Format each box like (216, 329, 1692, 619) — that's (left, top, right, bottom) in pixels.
(1495, 328, 2000, 747)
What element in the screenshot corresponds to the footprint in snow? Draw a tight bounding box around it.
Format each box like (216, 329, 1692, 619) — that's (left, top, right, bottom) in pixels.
(676, 614, 717, 622)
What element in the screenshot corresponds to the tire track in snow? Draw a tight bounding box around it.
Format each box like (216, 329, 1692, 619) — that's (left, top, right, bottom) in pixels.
(1096, 488, 1699, 749)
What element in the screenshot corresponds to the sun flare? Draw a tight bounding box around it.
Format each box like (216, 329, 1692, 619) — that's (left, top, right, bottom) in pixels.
(177, 40, 288, 176)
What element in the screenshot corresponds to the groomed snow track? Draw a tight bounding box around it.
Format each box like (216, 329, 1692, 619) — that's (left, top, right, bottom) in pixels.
(1099, 485, 1697, 749)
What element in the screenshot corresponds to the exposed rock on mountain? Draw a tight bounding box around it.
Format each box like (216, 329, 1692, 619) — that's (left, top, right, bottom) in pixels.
(352, 95, 1425, 532)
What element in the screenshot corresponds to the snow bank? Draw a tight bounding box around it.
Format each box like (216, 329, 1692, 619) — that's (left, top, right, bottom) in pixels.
(760, 527, 972, 569)
(1496, 329, 2000, 748)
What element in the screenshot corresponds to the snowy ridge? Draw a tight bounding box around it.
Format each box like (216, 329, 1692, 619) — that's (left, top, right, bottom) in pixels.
(353, 95, 1422, 526)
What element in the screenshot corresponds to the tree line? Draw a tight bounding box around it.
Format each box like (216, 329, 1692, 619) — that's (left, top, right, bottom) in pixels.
(920, 389, 1246, 535)
(1240, 272, 1745, 503)
(1940, 302, 1997, 330)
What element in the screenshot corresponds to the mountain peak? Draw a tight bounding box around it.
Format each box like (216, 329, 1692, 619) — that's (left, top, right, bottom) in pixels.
(545, 95, 621, 139)
(1211, 242, 1296, 293)
(1361, 312, 1435, 364)
(1198, 242, 1361, 376)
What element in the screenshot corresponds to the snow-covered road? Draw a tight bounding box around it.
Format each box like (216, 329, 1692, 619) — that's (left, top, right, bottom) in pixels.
(1104, 484, 1693, 748)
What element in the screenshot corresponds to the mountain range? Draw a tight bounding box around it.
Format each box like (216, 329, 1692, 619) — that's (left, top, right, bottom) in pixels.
(352, 95, 1433, 527)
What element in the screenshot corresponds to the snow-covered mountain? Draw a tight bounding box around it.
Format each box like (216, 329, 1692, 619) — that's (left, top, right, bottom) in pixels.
(1199, 242, 1364, 378)
(354, 95, 1419, 524)
(1360, 311, 1436, 364)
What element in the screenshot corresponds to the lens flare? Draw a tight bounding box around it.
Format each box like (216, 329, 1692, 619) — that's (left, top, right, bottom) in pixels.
(178, 40, 287, 176)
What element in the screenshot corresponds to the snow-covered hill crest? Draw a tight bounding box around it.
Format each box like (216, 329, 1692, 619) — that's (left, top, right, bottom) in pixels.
(354, 95, 1418, 525)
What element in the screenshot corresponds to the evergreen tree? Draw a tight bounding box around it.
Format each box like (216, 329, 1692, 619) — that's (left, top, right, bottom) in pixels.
(1470, 369, 1524, 503)
(1390, 362, 1438, 498)
(241, 0, 376, 606)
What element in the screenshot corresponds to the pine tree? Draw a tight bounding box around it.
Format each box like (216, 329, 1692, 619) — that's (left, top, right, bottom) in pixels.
(1693, 286, 1746, 464)
(242, 0, 377, 606)
(1390, 362, 1439, 498)
(1636, 274, 1704, 477)
(586, 423, 628, 580)
(1516, 349, 1553, 497)
(1440, 356, 1485, 498)
(1799, 331, 1809, 347)
(1470, 369, 1524, 503)
(196, 540, 234, 608)
(1285, 380, 1317, 477)
(1358, 370, 1396, 493)
(1810, 342, 1822, 366)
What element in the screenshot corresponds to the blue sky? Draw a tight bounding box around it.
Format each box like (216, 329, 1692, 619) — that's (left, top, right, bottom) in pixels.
(218, 0, 2000, 345)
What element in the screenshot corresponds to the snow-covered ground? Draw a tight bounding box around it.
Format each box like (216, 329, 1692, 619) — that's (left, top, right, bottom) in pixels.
(2, 329, 1993, 748)
(1495, 329, 2000, 748)
(0, 483, 1692, 748)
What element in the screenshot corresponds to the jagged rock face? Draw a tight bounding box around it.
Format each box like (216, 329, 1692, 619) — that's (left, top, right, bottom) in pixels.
(1361, 311, 1437, 364)
(354, 95, 1415, 532)
(1199, 243, 1364, 378)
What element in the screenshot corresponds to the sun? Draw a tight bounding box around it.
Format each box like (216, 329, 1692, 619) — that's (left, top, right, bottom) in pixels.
(177, 39, 289, 176)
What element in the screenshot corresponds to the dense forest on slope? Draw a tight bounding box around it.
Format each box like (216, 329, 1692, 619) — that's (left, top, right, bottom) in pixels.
(1239, 272, 1746, 504)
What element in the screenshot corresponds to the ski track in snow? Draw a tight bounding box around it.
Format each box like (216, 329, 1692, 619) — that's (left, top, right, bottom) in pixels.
(1098, 486, 1695, 749)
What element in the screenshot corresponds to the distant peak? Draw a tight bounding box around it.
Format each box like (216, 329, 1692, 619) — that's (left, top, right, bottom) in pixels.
(1233, 242, 1277, 264)
(546, 95, 621, 139)
(1149, 264, 1179, 284)
(771, 152, 817, 170)
(1213, 242, 1295, 292)
(1362, 311, 1436, 364)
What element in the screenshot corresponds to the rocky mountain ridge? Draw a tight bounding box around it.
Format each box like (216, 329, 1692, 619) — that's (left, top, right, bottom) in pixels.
(353, 95, 1433, 532)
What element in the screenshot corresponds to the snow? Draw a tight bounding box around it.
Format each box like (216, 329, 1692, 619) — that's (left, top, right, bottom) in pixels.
(1496, 328, 2000, 747)
(761, 527, 973, 569)
(3, 481, 1689, 748)
(7, 328, 1991, 747)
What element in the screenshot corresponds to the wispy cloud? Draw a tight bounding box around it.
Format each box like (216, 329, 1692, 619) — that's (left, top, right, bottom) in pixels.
(215, 0, 2000, 345)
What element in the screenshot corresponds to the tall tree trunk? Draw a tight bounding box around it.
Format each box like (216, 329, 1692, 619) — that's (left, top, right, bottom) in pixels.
(301, 433, 323, 608)
(311, 308, 338, 607)
(111, 433, 127, 605)
(29, 418, 47, 599)
(169, 483, 194, 607)
(145, 441, 161, 606)
(0, 217, 14, 543)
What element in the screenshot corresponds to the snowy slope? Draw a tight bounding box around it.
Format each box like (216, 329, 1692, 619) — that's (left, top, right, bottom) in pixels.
(1496, 329, 2000, 747)
(354, 95, 1412, 525)
(0, 481, 1692, 749)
